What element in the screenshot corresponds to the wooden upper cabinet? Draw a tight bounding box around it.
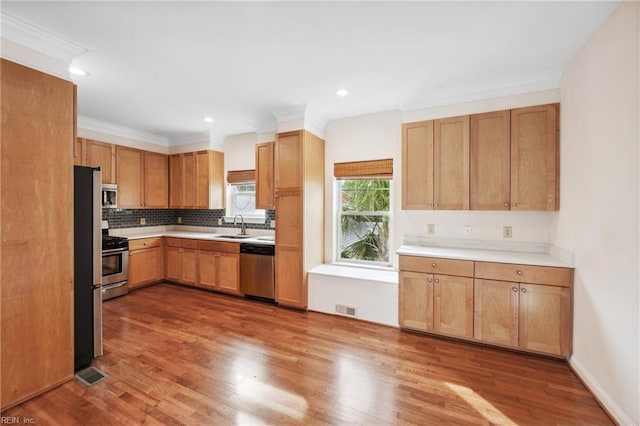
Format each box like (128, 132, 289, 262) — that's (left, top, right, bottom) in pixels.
(275, 131, 302, 189)
(74, 138, 84, 166)
(402, 121, 434, 209)
(116, 146, 144, 209)
(434, 115, 469, 210)
(511, 104, 559, 210)
(470, 110, 511, 210)
(85, 139, 115, 183)
(256, 141, 275, 209)
(169, 150, 224, 209)
(169, 154, 184, 208)
(144, 152, 168, 208)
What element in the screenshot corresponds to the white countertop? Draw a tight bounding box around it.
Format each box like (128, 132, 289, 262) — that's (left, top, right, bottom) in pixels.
(111, 226, 275, 246)
(397, 244, 573, 268)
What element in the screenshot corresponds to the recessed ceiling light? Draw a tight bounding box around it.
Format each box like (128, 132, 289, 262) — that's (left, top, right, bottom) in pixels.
(69, 67, 89, 76)
(336, 88, 349, 97)
(203, 116, 214, 123)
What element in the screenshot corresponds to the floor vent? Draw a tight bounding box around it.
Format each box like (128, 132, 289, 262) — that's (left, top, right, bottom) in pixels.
(335, 303, 357, 317)
(75, 366, 108, 387)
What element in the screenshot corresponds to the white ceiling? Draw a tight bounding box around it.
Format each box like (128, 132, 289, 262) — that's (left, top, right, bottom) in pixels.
(1, 1, 619, 145)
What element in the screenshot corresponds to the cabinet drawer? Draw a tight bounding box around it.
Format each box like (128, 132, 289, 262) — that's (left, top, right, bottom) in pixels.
(181, 239, 198, 249)
(198, 240, 239, 253)
(129, 237, 162, 251)
(165, 237, 181, 248)
(475, 262, 572, 287)
(399, 255, 474, 277)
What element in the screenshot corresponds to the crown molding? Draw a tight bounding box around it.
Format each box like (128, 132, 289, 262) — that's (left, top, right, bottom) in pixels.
(169, 131, 210, 146)
(304, 115, 327, 139)
(272, 104, 307, 123)
(1, 12, 87, 65)
(78, 115, 170, 146)
(401, 70, 563, 112)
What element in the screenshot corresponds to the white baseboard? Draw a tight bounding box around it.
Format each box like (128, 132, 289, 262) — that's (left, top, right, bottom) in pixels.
(569, 355, 636, 425)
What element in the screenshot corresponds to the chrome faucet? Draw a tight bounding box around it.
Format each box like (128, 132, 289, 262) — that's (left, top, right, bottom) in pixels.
(234, 214, 247, 235)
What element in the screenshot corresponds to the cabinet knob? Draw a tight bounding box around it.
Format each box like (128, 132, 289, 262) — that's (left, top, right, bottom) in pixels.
(512, 287, 518, 292)
(431, 263, 436, 268)
(521, 288, 527, 293)
(427, 278, 433, 283)
(435, 203, 440, 208)
(516, 270, 523, 275)
(504, 202, 509, 207)
(512, 202, 517, 207)
(434, 278, 440, 283)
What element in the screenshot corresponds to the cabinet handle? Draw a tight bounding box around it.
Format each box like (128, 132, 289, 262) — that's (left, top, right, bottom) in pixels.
(512, 287, 518, 292)
(521, 288, 527, 293)
(516, 270, 523, 275)
(431, 263, 437, 268)
(504, 202, 509, 207)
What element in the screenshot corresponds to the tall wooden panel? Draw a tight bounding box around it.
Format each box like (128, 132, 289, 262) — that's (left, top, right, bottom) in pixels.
(85, 139, 115, 183)
(511, 104, 559, 210)
(144, 152, 168, 208)
(433, 275, 473, 338)
(434, 115, 469, 210)
(399, 271, 433, 332)
(255, 141, 275, 209)
(169, 154, 183, 208)
(402, 121, 434, 210)
(474, 279, 519, 346)
(470, 110, 511, 210)
(116, 146, 144, 208)
(1, 59, 74, 409)
(183, 152, 196, 208)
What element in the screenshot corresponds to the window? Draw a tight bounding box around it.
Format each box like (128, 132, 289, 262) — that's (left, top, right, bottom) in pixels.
(226, 183, 265, 220)
(337, 179, 391, 266)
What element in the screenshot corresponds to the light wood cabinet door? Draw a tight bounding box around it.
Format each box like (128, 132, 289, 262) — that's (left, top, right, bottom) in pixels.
(182, 248, 198, 286)
(183, 153, 196, 208)
(519, 283, 570, 356)
(256, 141, 275, 209)
(470, 110, 510, 210)
(116, 146, 144, 209)
(218, 251, 240, 294)
(197, 250, 218, 290)
(399, 271, 433, 332)
(275, 246, 304, 308)
(165, 246, 182, 282)
(86, 139, 115, 183)
(194, 150, 225, 210)
(275, 191, 302, 248)
(433, 274, 473, 338)
(511, 104, 559, 210)
(433, 115, 469, 210)
(474, 279, 519, 347)
(195, 151, 209, 209)
(129, 246, 162, 289)
(402, 121, 434, 209)
(144, 152, 168, 208)
(169, 154, 183, 208)
(275, 131, 302, 189)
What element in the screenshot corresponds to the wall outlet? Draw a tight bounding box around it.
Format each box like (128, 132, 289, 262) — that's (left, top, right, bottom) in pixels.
(503, 226, 513, 238)
(427, 224, 435, 234)
(464, 225, 472, 236)
(140, 218, 146, 225)
(217, 218, 223, 226)
(270, 220, 276, 228)
(177, 216, 182, 224)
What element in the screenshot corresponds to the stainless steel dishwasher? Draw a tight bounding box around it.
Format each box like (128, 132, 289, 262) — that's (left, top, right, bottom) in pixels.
(240, 243, 275, 301)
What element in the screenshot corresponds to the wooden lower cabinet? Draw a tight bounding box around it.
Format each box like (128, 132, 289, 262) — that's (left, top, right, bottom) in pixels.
(197, 241, 240, 295)
(400, 255, 573, 358)
(128, 238, 163, 289)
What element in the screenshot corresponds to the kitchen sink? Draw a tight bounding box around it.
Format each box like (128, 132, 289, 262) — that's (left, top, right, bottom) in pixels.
(218, 235, 253, 239)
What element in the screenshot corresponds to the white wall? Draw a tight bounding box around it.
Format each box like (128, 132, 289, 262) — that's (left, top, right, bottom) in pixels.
(555, 2, 639, 424)
(323, 91, 561, 267)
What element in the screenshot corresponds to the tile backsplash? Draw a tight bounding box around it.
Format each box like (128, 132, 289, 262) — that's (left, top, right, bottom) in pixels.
(102, 208, 276, 230)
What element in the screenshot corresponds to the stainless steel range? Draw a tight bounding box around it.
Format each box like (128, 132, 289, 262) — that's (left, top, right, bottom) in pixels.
(101, 231, 129, 300)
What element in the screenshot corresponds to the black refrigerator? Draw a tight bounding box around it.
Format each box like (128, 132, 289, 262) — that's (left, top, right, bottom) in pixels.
(74, 166, 103, 371)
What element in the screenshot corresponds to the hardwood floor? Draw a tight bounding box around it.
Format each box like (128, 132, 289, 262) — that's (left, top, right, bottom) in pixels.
(4, 283, 611, 425)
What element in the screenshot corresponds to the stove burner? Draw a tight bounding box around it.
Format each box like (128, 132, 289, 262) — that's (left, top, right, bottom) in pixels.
(102, 235, 129, 251)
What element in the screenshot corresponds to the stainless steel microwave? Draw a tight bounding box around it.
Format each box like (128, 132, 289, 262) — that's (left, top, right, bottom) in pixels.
(101, 183, 117, 208)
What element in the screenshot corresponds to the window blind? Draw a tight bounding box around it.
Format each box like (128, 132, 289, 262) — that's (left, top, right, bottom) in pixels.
(226, 169, 256, 184)
(333, 159, 393, 179)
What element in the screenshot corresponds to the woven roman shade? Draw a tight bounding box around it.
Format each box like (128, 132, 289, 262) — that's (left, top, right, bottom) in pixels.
(333, 159, 393, 179)
(226, 169, 256, 184)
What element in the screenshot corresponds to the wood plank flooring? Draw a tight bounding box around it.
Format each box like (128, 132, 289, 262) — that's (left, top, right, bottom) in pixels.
(4, 283, 611, 425)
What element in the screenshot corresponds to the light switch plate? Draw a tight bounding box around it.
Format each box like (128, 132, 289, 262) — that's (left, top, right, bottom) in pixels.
(217, 218, 223, 226)
(177, 217, 182, 224)
(270, 220, 276, 228)
(503, 226, 513, 238)
(427, 224, 435, 234)
(140, 218, 146, 225)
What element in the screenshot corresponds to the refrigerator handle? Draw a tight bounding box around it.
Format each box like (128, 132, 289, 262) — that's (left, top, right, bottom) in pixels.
(92, 169, 103, 357)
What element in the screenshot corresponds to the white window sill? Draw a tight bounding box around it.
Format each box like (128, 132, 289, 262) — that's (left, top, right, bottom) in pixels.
(223, 216, 266, 225)
(309, 263, 398, 284)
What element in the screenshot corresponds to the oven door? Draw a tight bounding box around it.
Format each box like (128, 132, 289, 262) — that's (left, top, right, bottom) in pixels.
(102, 248, 129, 285)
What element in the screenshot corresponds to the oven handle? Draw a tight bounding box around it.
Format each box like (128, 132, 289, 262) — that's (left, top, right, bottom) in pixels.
(102, 248, 129, 255)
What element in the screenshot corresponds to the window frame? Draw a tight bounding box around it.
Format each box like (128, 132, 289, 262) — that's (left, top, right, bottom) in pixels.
(335, 178, 393, 268)
(224, 182, 266, 223)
